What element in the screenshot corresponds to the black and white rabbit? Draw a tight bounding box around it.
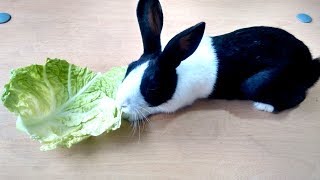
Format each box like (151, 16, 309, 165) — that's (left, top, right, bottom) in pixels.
(116, 0, 320, 121)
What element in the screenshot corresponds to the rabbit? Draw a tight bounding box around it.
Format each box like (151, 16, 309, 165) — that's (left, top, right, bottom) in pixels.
(116, 0, 320, 122)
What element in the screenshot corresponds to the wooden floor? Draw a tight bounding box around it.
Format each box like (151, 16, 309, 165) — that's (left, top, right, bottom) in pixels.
(0, 0, 319, 179)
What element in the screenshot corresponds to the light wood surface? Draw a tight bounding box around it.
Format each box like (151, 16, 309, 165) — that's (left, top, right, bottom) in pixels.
(1, 0, 320, 179)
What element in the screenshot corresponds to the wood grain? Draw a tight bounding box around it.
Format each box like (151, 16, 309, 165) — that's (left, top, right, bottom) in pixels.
(0, 0, 319, 179)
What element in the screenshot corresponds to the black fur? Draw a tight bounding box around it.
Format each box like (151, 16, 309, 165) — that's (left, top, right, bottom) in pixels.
(210, 26, 320, 111)
(124, 0, 164, 78)
(140, 59, 177, 106)
(137, 0, 163, 55)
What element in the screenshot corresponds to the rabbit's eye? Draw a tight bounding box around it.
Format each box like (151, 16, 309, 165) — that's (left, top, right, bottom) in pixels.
(147, 87, 160, 95)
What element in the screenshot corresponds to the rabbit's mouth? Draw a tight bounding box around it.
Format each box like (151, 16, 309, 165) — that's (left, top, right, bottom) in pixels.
(121, 105, 153, 122)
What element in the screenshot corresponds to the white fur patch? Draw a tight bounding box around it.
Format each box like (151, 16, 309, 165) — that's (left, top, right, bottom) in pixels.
(253, 102, 274, 112)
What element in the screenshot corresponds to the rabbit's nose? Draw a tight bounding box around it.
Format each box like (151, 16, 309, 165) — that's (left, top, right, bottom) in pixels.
(121, 99, 131, 107)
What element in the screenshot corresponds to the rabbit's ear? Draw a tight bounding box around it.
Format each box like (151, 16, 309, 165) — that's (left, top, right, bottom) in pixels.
(158, 22, 206, 69)
(137, 0, 163, 55)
